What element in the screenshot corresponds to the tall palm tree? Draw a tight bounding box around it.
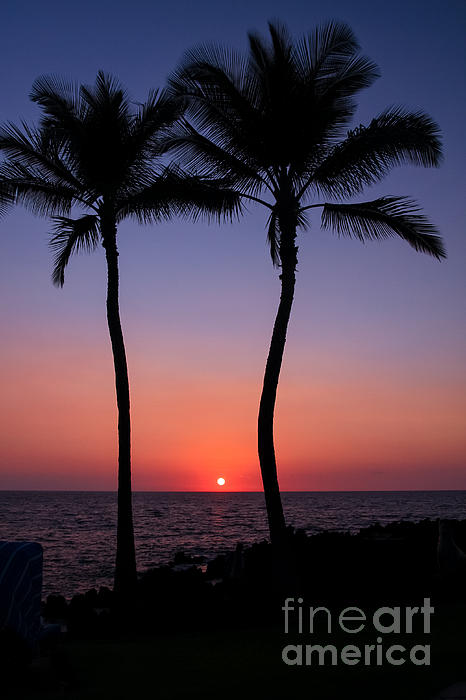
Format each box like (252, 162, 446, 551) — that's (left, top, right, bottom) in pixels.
(168, 21, 445, 545)
(0, 72, 239, 596)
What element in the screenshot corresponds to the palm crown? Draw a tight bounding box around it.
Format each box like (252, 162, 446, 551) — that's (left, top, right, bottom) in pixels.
(0, 70, 239, 282)
(168, 21, 444, 263)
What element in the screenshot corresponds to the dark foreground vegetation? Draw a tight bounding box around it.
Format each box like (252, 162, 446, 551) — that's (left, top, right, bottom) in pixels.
(3, 519, 466, 699)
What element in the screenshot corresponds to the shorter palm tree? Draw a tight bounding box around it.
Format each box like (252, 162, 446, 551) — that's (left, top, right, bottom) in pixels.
(0, 72, 239, 597)
(168, 21, 445, 544)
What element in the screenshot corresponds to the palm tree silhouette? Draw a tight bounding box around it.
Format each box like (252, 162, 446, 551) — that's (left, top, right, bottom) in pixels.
(168, 21, 445, 545)
(0, 72, 239, 596)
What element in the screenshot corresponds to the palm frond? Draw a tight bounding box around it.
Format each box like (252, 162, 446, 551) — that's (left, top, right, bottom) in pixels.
(164, 120, 265, 194)
(293, 21, 379, 142)
(50, 215, 100, 286)
(308, 108, 442, 198)
(248, 20, 293, 76)
(294, 21, 360, 79)
(321, 196, 445, 259)
(116, 91, 184, 194)
(131, 90, 182, 154)
(30, 74, 81, 118)
(80, 71, 130, 125)
(0, 161, 80, 216)
(30, 75, 86, 157)
(168, 45, 267, 169)
(116, 167, 242, 225)
(0, 121, 87, 194)
(268, 21, 293, 61)
(0, 180, 14, 217)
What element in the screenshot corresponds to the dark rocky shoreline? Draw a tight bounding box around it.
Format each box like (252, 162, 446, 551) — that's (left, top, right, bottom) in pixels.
(41, 519, 466, 638)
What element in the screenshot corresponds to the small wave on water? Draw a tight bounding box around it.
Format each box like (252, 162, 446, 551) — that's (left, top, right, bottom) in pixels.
(0, 490, 465, 597)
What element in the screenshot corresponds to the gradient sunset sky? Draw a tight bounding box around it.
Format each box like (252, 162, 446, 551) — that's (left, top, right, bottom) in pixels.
(1, 0, 465, 491)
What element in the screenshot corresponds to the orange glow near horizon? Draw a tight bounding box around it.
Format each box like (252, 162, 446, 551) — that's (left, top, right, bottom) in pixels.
(1, 323, 465, 492)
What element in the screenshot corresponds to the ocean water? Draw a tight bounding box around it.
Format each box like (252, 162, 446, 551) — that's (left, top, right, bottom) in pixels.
(1, 490, 465, 597)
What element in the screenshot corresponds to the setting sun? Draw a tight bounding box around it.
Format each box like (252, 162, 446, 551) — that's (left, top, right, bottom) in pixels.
(217, 477, 226, 486)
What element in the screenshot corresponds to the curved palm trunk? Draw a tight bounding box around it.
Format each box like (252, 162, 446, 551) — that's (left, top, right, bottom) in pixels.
(258, 225, 298, 545)
(102, 217, 137, 599)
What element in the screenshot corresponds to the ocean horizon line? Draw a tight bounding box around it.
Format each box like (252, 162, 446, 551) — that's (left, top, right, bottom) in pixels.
(1, 488, 466, 494)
